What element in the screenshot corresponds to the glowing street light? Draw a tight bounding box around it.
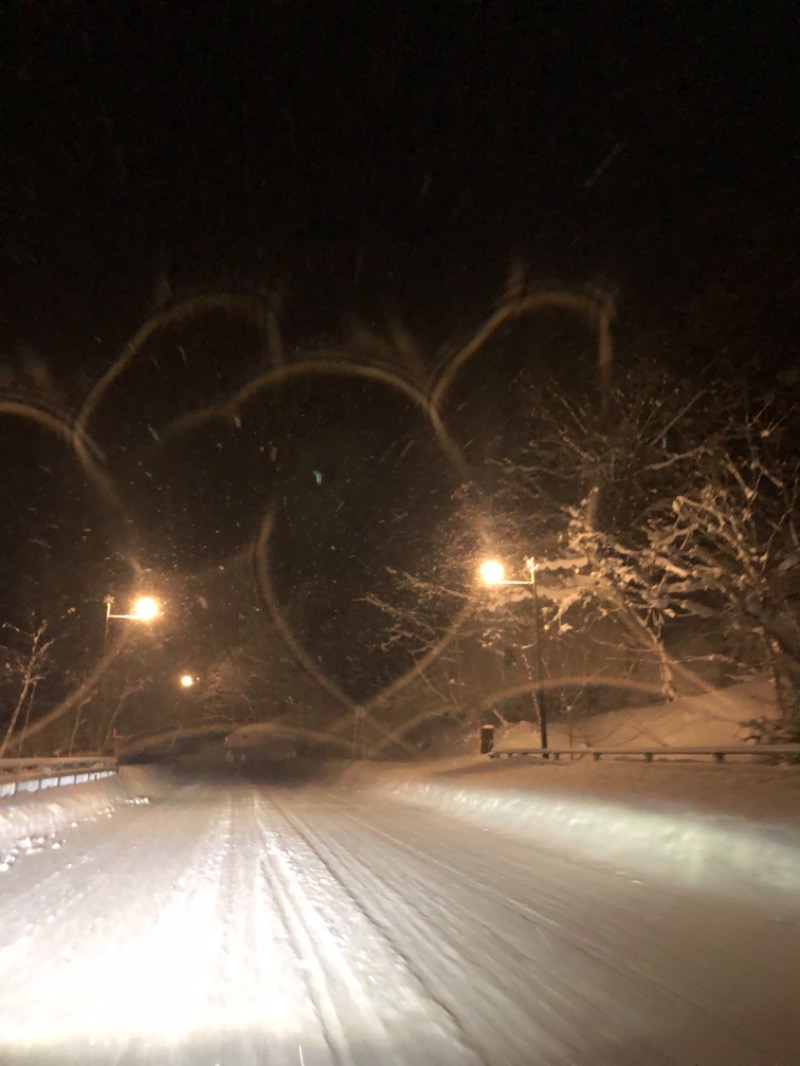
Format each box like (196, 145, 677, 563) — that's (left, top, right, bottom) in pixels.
(106, 595, 162, 623)
(179, 673, 195, 688)
(104, 594, 163, 650)
(480, 559, 506, 585)
(479, 558, 537, 587)
(131, 596, 160, 622)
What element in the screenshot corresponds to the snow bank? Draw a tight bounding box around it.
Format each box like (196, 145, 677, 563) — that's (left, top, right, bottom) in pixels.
(0, 766, 172, 872)
(378, 761, 800, 897)
(417, 676, 779, 759)
(499, 676, 778, 752)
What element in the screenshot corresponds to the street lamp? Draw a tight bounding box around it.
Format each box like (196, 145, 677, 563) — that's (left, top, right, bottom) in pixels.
(104, 595, 162, 649)
(479, 556, 550, 756)
(105, 595, 162, 623)
(179, 673, 195, 688)
(131, 596, 160, 622)
(480, 559, 506, 585)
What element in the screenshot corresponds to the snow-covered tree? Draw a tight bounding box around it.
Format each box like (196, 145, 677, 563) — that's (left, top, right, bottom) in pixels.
(644, 402, 800, 728)
(491, 364, 720, 699)
(514, 372, 800, 732)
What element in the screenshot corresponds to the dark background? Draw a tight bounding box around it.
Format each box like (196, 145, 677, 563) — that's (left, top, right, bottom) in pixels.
(6, 3, 798, 355)
(2, 1, 798, 718)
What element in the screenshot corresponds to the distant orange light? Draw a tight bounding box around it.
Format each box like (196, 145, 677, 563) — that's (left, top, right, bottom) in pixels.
(179, 674, 194, 688)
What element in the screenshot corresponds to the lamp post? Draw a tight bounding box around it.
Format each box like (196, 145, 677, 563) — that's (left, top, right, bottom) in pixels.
(105, 595, 161, 624)
(91, 595, 162, 753)
(104, 595, 162, 650)
(480, 557, 549, 757)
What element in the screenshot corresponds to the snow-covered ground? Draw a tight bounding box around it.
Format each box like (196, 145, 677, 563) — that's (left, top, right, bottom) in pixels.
(373, 756, 800, 897)
(177, 677, 800, 896)
(1, 678, 799, 1062)
(0, 766, 171, 873)
(359, 678, 800, 896)
(1, 774, 798, 1065)
(497, 675, 779, 751)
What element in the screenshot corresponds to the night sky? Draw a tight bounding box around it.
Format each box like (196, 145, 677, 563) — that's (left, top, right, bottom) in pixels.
(2, 2, 798, 716)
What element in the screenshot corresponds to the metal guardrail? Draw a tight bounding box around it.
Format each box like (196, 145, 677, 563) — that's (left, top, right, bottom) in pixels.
(488, 744, 800, 765)
(0, 756, 118, 799)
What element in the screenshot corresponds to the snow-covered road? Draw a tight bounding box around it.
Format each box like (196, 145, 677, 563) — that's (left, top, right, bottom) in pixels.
(0, 775, 797, 1065)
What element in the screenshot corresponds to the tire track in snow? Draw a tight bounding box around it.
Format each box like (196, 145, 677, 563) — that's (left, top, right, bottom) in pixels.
(256, 792, 485, 1066)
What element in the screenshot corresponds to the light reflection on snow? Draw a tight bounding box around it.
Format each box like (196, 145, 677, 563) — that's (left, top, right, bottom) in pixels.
(387, 781, 800, 895)
(0, 875, 305, 1052)
(0, 781, 447, 1062)
(2, 768, 798, 1062)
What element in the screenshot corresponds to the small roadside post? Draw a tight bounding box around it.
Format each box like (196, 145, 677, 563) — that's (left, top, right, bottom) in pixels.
(479, 720, 495, 755)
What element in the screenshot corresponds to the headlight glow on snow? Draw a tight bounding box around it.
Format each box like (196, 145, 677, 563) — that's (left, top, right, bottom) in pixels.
(0, 875, 304, 1052)
(388, 780, 800, 896)
(0, 790, 460, 1063)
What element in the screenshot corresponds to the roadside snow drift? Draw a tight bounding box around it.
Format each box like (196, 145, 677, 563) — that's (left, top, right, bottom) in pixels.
(381, 770, 800, 897)
(0, 766, 171, 873)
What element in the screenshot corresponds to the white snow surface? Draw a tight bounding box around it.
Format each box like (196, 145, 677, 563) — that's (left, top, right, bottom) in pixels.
(0, 766, 167, 868)
(497, 675, 780, 751)
(365, 676, 800, 898)
(2, 690, 800, 1065)
(1, 770, 799, 1065)
(375, 759, 800, 897)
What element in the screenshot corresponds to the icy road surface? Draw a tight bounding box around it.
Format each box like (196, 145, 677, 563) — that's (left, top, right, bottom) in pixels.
(0, 778, 798, 1065)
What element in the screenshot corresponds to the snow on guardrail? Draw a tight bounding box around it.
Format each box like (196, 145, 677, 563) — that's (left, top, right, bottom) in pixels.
(0, 765, 171, 873)
(0, 756, 118, 799)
